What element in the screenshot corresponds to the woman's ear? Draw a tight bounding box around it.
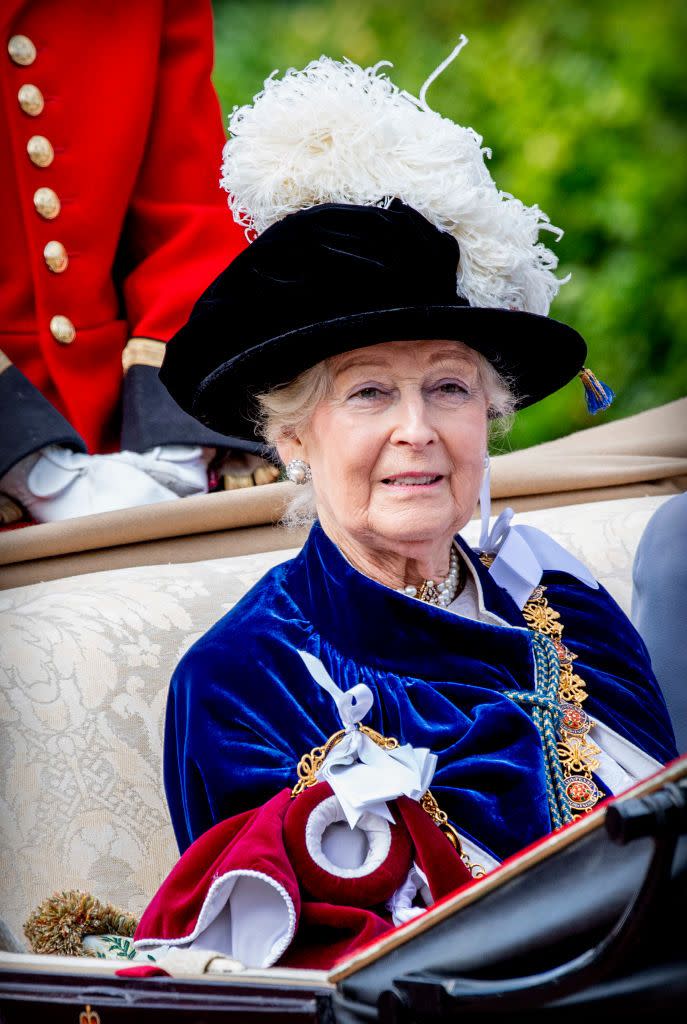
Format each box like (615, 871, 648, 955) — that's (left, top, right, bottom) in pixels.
(275, 432, 306, 469)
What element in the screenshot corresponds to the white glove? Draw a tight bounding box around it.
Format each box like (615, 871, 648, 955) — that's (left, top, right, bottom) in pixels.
(112, 446, 211, 497)
(0, 446, 181, 523)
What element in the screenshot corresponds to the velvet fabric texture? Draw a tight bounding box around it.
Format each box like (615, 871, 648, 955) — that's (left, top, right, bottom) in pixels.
(164, 523, 677, 863)
(282, 782, 414, 906)
(159, 201, 587, 441)
(136, 782, 471, 969)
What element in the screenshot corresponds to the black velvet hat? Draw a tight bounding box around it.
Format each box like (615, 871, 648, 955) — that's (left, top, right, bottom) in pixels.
(160, 200, 587, 443)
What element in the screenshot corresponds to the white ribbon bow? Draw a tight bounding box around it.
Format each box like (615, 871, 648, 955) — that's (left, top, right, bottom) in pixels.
(298, 651, 437, 828)
(479, 506, 598, 610)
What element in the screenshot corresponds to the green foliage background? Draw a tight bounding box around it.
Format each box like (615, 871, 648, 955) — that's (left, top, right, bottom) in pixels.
(212, 0, 686, 450)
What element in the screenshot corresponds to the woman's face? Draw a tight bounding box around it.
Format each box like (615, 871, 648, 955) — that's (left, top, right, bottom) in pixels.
(280, 339, 489, 557)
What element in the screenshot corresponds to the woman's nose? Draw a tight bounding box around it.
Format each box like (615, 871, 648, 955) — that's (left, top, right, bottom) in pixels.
(389, 395, 437, 447)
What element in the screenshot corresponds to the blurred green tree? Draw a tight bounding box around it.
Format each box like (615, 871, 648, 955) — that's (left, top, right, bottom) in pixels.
(212, 0, 686, 449)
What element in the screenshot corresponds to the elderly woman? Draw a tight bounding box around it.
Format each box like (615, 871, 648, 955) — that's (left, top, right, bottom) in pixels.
(152, 58, 676, 951)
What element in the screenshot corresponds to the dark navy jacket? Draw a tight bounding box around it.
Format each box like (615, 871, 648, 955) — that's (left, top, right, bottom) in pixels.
(164, 523, 676, 860)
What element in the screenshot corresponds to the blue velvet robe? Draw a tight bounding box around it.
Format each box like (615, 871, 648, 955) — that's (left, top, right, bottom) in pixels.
(165, 523, 676, 861)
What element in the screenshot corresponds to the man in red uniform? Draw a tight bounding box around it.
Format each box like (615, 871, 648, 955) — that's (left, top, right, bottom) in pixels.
(0, 0, 253, 521)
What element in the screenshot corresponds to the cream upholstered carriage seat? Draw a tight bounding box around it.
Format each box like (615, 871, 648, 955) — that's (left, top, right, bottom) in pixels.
(0, 495, 672, 949)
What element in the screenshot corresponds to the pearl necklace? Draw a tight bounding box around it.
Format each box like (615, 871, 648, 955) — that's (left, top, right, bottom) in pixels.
(397, 545, 464, 608)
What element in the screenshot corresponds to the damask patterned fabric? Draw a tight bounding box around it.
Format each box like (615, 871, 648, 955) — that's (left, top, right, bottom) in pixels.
(0, 495, 669, 946)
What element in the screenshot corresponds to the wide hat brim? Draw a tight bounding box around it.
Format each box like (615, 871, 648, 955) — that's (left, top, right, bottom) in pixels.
(160, 202, 586, 443)
(172, 304, 585, 443)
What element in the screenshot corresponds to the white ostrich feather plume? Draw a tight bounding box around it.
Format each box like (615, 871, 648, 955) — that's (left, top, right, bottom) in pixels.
(221, 49, 567, 315)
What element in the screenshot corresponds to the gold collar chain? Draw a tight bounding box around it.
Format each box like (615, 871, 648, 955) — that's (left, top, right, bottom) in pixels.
(481, 553, 602, 816)
(291, 561, 602, 885)
(520, 582, 602, 815)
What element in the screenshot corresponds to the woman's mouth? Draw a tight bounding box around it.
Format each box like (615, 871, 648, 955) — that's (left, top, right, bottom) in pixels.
(382, 473, 443, 487)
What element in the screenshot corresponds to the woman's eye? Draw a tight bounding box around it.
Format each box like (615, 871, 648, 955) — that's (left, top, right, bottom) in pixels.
(434, 380, 469, 396)
(352, 386, 384, 400)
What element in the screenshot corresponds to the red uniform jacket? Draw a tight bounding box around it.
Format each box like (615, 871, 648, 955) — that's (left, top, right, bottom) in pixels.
(0, 0, 249, 478)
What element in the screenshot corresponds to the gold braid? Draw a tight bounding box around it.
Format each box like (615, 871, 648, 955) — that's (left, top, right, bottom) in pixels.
(292, 561, 603, 883)
(481, 554, 602, 815)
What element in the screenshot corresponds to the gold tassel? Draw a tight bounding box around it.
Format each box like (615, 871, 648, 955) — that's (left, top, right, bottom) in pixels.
(579, 367, 614, 413)
(24, 890, 138, 957)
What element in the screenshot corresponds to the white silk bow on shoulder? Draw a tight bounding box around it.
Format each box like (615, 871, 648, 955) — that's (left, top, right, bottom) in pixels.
(479, 507, 598, 610)
(298, 651, 437, 828)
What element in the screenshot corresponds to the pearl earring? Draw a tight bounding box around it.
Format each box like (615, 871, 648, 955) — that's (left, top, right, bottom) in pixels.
(285, 459, 312, 485)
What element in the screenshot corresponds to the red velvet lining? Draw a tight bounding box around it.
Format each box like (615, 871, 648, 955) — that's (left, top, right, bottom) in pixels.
(284, 782, 413, 906)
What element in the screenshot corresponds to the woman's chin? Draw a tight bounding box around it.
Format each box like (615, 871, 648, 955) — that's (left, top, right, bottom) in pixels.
(367, 505, 465, 545)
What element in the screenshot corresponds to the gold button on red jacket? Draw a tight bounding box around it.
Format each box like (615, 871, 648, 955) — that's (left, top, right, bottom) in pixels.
(0, 0, 249, 478)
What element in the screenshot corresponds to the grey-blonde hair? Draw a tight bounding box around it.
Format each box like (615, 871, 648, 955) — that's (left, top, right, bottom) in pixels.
(255, 347, 516, 528)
